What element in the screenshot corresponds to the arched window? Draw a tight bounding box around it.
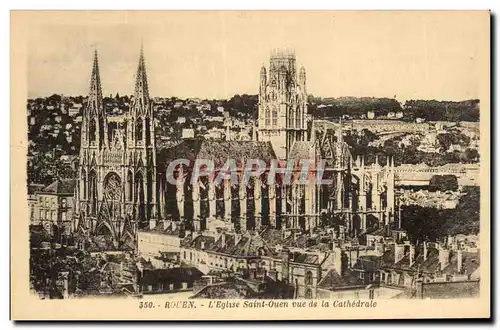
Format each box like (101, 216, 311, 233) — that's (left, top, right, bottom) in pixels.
(288, 107, 294, 127)
(135, 171, 145, 220)
(136, 118, 143, 141)
(295, 108, 301, 128)
(88, 170, 97, 214)
(305, 270, 313, 286)
(127, 170, 133, 202)
(272, 108, 278, 127)
(145, 120, 151, 146)
(135, 172, 144, 203)
(82, 170, 87, 199)
(103, 172, 122, 201)
(265, 108, 271, 127)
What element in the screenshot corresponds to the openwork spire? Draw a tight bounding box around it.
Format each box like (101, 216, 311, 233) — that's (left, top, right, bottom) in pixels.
(87, 49, 103, 117)
(132, 45, 150, 116)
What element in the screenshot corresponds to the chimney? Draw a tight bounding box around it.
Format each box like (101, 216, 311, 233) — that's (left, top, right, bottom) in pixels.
(201, 240, 205, 250)
(439, 245, 450, 271)
(221, 233, 226, 249)
(394, 244, 404, 264)
(149, 218, 157, 230)
(163, 220, 171, 231)
(409, 245, 415, 267)
(457, 249, 463, 273)
(193, 219, 201, 232)
(281, 248, 290, 284)
(171, 221, 177, 232)
(423, 241, 428, 262)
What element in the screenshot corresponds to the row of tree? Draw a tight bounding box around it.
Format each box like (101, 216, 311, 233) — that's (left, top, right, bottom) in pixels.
(401, 186, 480, 243)
(308, 96, 403, 119)
(306, 96, 480, 122)
(342, 130, 479, 167)
(403, 99, 480, 122)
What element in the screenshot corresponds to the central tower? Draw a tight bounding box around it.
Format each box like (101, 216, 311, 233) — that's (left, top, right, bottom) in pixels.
(257, 49, 308, 159)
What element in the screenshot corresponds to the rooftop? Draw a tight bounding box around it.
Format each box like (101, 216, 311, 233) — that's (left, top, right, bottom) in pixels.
(40, 179, 77, 195)
(157, 139, 276, 169)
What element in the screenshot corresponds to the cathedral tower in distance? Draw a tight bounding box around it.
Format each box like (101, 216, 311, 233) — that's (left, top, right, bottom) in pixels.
(257, 49, 308, 159)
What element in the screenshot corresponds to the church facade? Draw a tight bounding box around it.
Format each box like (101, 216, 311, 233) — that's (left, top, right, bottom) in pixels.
(74, 48, 158, 250)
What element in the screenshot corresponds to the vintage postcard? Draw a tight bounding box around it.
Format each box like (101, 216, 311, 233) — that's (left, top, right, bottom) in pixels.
(11, 10, 490, 320)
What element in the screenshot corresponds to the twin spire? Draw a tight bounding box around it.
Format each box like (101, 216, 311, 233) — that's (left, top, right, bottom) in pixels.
(86, 49, 103, 118)
(132, 45, 151, 117)
(87, 46, 150, 118)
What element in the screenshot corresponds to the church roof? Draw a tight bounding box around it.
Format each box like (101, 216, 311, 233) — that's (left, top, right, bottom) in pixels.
(157, 139, 276, 169)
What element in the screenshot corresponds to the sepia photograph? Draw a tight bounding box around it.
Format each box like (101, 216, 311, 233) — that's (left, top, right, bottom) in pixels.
(10, 10, 490, 320)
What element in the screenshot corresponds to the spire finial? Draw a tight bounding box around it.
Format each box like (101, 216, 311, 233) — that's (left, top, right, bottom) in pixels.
(132, 44, 150, 117)
(87, 48, 103, 116)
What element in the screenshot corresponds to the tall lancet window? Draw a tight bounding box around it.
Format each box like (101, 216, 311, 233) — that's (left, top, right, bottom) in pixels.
(89, 119, 97, 143)
(265, 108, 271, 126)
(82, 170, 87, 199)
(296, 107, 301, 128)
(272, 108, 278, 127)
(136, 118, 143, 141)
(127, 170, 133, 202)
(145, 120, 151, 146)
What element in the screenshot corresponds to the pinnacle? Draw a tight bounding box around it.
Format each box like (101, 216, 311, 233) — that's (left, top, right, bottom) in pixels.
(87, 49, 103, 116)
(132, 46, 150, 116)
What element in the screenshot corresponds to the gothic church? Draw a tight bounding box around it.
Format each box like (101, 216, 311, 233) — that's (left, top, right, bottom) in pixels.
(73, 47, 398, 251)
(74, 48, 157, 250)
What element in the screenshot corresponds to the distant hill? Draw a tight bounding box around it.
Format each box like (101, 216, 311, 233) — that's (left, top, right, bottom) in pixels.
(308, 96, 403, 119)
(306, 96, 479, 122)
(403, 99, 479, 122)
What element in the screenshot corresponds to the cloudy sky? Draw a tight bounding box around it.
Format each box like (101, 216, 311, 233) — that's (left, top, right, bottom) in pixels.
(27, 11, 487, 101)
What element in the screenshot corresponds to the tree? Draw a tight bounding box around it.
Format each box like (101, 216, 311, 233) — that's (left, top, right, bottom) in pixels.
(429, 175, 458, 192)
(465, 148, 480, 163)
(401, 205, 443, 243)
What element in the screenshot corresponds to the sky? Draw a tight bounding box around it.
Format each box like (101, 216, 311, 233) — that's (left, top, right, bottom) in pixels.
(27, 11, 487, 101)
